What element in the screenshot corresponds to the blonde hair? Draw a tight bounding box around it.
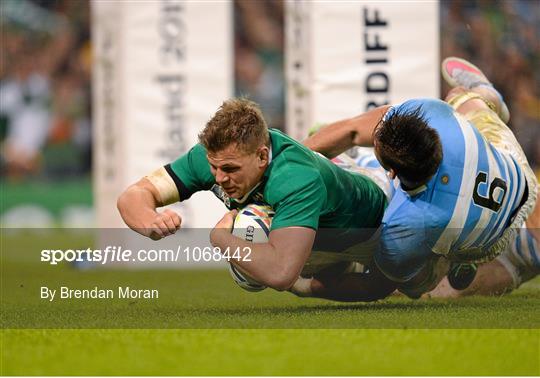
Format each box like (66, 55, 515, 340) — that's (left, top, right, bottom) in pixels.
(199, 98, 270, 153)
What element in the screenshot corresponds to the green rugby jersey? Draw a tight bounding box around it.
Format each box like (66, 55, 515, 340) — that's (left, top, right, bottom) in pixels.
(165, 129, 387, 250)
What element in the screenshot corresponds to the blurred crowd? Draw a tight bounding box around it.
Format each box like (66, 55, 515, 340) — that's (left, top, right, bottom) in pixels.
(1, 0, 91, 180)
(235, 0, 285, 130)
(1, 0, 538, 183)
(441, 0, 540, 171)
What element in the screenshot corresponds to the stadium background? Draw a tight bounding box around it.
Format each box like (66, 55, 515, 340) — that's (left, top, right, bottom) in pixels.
(1, 0, 539, 226)
(1, 0, 539, 376)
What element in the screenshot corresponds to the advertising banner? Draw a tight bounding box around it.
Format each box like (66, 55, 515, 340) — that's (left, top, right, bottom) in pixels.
(286, 1, 440, 139)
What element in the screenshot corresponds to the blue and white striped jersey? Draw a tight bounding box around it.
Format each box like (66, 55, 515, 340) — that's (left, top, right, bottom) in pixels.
(374, 99, 528, 281)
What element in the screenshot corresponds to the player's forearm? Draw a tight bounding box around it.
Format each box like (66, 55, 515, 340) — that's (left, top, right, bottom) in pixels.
(118, 176, 182, 240)
(117, 184, 160, 233)
(303, 105, 390, 158)
(211, 231, 304, 291)
(303, 118, 359, 158)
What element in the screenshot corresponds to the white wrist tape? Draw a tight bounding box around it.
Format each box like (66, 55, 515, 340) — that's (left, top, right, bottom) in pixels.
(290, 276, 314, 297)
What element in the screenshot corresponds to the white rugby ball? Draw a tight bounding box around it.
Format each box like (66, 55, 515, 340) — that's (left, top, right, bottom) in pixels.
(228, 203, 274, 292)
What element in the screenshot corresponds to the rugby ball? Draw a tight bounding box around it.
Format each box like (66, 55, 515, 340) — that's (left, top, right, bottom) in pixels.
(228, 203, 274, 292)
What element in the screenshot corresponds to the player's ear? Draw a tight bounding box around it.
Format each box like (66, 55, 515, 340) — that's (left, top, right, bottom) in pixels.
(388, 168, 397, 179)
(257, 146, 270, 166)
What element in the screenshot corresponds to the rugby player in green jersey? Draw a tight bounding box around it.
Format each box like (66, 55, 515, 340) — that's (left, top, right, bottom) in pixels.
(117, 98, 395, 299)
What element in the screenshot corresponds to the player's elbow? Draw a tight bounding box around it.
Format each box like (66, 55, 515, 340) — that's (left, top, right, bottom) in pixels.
(266, 268, 299, 291)
(117, 189, 130, 215)
(116, 184, 144, 223)
(117, 185, 139, 213)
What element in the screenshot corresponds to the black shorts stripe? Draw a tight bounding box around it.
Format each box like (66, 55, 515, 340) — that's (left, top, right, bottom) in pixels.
(164, 164, 193, 201)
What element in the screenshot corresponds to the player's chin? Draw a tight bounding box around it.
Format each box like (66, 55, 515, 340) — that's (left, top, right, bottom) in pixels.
(228, 189, 244, 199)
(222, 187, 235, 196)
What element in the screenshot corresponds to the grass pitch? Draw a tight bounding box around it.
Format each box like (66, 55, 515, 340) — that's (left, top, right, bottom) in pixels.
(3, 328, 539, 375)
(1, 232, 539, 375)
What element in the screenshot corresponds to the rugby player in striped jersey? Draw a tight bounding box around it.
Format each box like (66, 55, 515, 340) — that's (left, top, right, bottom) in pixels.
(303, 57, 538, 299)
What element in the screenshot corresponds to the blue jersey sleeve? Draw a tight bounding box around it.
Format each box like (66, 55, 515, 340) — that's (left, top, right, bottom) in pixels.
(374, 197, 434, 282)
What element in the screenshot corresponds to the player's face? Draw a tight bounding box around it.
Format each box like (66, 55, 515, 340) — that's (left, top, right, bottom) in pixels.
(207, 143, 270, 199)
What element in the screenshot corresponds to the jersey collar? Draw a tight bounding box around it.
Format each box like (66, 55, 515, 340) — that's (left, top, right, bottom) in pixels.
(403, 184, 428, 197)
(401, 168, 440, 197)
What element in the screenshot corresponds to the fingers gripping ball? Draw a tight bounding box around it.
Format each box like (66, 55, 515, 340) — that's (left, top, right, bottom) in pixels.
(228, 203, 274, 292)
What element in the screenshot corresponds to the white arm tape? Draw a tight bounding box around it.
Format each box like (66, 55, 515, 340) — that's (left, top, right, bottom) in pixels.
(145, 167, 180, 205)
